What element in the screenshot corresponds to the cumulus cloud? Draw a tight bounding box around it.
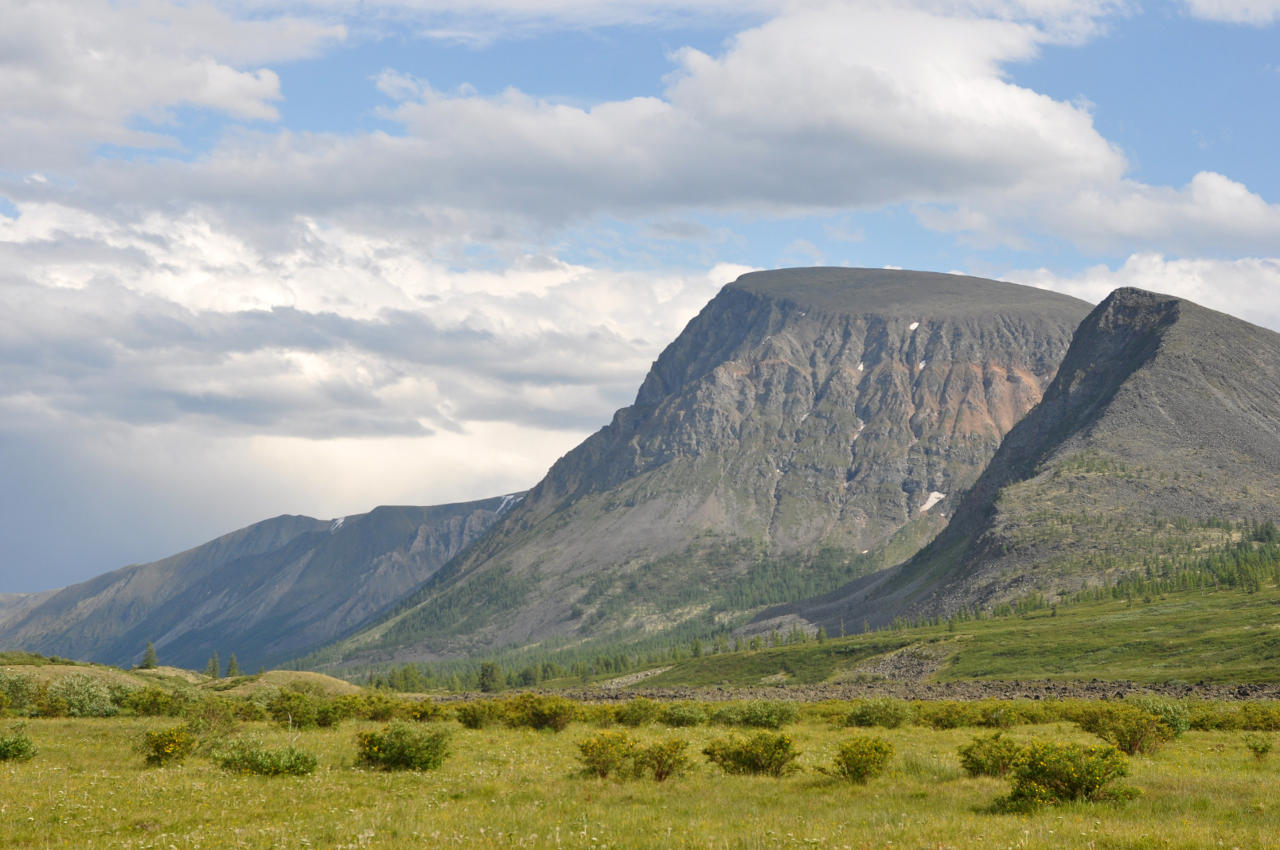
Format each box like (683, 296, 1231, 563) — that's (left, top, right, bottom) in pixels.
(0, 0, 345, 170)
(1016, 253, 1280, 333)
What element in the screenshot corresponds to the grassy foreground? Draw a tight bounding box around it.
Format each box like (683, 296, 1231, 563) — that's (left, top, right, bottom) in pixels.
(3, 712, 1279, 849)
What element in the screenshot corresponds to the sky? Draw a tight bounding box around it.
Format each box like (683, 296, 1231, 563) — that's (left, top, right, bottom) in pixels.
(1, 0, 1278, 593)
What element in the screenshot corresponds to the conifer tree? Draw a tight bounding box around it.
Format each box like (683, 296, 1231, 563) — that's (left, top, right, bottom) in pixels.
(139, 641, 159, 669)
(205, 651, 220, 679)
(226, 654, 240, 677)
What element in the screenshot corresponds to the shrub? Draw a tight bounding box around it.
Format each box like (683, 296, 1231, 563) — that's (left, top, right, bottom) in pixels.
(576, 730, 636, 778)
(845, 697, 913, 729)
(456, 700, 503, 730)
(1127, 696, 1190, 738)
(634, 738, 692, 782)
(958, 732, 1024, 777)
(267, 689, 325, 729)
(356, 721, 450, 771)
(710, 700, 798, 729)
(828, 735, 893, 784)
(339, 692, 403, 722)
(0, 670, 35, 714)
(1076, 704, 1172, 755)
(659, 702, 707, 728)
(1243, 733, 1273, 760)
(615, 697, 660, 727)
(1189, 701, 1243, 731)
(122, 686, 191, 717)
(501, 694, 577, 732)
(181, 696, 239, 747)
(915, 700, 981, 730)
(404, 698, 449, 723)
(212, 736, 317, 776)
(703, 732, 800, 777)
(1240, 702, 1280, 731)
(141, 723, 197, 766)
(996, 740, 1132, 812)
(48, 674, 117, 717)
(0, 725, 36, 761)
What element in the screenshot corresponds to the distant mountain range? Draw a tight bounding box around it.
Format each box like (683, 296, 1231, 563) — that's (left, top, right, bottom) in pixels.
(5, 268, 1278, 677)
(0, 497, 519, 669)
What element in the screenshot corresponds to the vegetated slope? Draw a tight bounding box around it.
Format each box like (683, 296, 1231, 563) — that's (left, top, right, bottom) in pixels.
(0, 496, 521, 670)
(779, 287, 1280, 634)
(318, 268, 1089, 668)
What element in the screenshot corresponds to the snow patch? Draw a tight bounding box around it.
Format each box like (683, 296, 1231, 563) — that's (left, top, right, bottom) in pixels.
(329, 517, 345, 532)
(919, 491, 946, 513)
(917, 361, 926, 371)
(851, 422, 865, 441)
(496, 492, 525, 515)
(857, 362, 864, 372)
(908, 321, 920, 331)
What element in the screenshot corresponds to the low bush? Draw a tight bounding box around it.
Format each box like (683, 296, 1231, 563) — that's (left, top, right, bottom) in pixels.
(1243, 732, 1273, 760)
(0, 670, 35, 714)
(614, 697, 660, 727)
(845, 697, 913, 729)
(338, 692, 402, 722)
(501, 694, 577, 732)
(958, 732, 1024, 777)
(404, 698, 450, 723)
(996, 740, 1132, 812)
(456, 700, 503, 730)
(181, 696, 239, 747)
(141, 723, 197, 766)
(1127, 696, 1190, 738)
(828, 735, 893, 784)
(1189, 701, 1242, 731)
(0, 725, 36, 761)
(356, 721, 449, 771)
(122, 686, 191, 717)
(658, 702, 707, 728)
(212, 736, 317, 776)
(915, 700, 981, 730)
(267, 689, 324, 730)
(634, 738, 692, 782)
(48, 674, 117, 717)
(1076, 704, 1172, 755)
(576, 730, 636, 778)
(1240, 702, 1280, 731)
(710, 700, 798, 729)
(703, 732, 800, 777)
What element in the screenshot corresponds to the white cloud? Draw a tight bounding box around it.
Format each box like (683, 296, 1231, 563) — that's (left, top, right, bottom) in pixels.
(0, 0, 345, 169)
(1182, 0, 1280, 24)
(1016, 253, 1280, 332)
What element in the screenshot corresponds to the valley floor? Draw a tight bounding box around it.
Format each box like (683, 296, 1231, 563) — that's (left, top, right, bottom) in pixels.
(3, 714, 1279, 849)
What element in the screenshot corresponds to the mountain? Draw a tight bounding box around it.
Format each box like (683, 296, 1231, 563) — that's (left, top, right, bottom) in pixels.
(0, 496, 521, 669)
(779, 287, 1280, 633)
(316, 268, 1090, 668)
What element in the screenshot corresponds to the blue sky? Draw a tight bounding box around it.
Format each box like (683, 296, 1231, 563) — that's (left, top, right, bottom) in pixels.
(1, 0, 1279, 593)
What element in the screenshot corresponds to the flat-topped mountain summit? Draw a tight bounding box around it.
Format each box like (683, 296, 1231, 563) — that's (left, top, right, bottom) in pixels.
(319, 268, 1090, 667)
(779, 287, 1280, 633)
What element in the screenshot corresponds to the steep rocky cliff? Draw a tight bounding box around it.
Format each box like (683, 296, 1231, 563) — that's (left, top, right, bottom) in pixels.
(325, 268, 1089, 665)
(0, 497, 518, 669)
(779, 287, 1280, 632)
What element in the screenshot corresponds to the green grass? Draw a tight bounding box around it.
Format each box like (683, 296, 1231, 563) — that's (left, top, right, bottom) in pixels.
(2, 712, 1279, 848)
(645, 583, 1280, 688)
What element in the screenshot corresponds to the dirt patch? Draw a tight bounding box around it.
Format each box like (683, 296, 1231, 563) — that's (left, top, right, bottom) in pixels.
(838, 643, 953, 682)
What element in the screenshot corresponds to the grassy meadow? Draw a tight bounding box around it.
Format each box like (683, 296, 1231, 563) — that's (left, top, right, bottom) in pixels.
(3, 705, 1280, 849)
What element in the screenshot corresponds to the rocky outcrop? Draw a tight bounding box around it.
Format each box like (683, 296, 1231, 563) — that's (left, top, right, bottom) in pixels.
(781, 287, 1280, 632)
(0, 497, 519, 669)
(324, 268, 1089, 666)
